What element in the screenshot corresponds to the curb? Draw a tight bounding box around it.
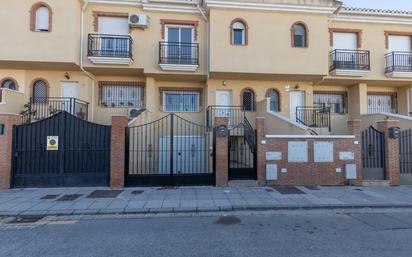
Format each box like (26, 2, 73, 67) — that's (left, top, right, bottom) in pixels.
(2, 204, 412, 217)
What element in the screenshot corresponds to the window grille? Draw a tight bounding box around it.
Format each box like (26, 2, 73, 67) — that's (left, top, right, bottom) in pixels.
(160, 88, 201, 112)
(1, 79, 17, 90)
(33, 80, 48, 103)
(267, 89, 280, 112)
(313, 92, 346, 114)
(242, 90, 254, 112)
(99, 82, 144, 108)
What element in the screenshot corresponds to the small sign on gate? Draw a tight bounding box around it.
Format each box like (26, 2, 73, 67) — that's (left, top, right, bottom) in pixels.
(47, 136, 59, 151)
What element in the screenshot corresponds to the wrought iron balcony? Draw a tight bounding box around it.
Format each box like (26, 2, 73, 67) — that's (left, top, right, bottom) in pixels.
(88, 34, 133, 59)
(21, 97, 89, 124)
(206, 105, 246, 128)
(296, 106, 331, 131)
(385, 51, 412, 73)
(329, 49, 370, 71)
(159, 42, 199, 65)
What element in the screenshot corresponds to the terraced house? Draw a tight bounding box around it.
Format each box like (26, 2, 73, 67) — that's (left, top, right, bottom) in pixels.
(1, 0, 412, 188)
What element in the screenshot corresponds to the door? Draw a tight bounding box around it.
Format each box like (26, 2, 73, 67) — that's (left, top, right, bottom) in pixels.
(388, 35, 412, 71)
(98, 17, 129, 56)
(388, 36, 411, 52)
(165, 26, 194, 64)
(61, 82, 79, 115)
(362, 126, 385, 180)
(333, 32, 358, 68)
(290, 91, 305, 122)
(216, 90, 232, 123)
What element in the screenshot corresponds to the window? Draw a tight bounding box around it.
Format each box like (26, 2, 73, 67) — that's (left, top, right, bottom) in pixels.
(161, 88, 201, 112)
(367, 93, 397, 114)
(292, 23, 307, 47)
(242, 89, 255, 112)
(230, 19, 247, 45)
(30, 3, 52, 32)
(1, 78, 18, 91)
(313, 92, 347, 114)
(32, 80, 48, 103)
(99, 82, 144, 108)
(267, 89, 280, 112)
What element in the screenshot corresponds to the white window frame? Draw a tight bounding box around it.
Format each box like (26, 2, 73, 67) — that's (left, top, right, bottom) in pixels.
(232, 22, 245, 45)
(162, 91, 200, 113)
(35, 6, 50, 32)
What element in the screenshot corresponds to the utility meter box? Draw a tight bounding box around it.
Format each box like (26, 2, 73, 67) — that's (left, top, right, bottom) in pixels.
(389, 127, 400, 139)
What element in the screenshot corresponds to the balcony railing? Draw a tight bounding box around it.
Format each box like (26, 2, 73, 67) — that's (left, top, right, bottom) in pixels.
(88, 34, 133, 58)
(159, 42, 199, 65)
(385, 51, 412, 73)
(21, 97, 89, 124)
(296, 106, 331, 131)
(206, 106, 246, 128)
(329, 49, 370, 71)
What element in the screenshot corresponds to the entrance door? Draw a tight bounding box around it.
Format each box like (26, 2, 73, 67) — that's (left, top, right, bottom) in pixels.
(61, 82, 79, 115)
(362, 126, 385, 180)
(216, 90, 233, 124)
(333, 32, 358, 69)
(388, 35, 411, 53)
(290, 91, 305, 121)
(165, 26, 194, 64)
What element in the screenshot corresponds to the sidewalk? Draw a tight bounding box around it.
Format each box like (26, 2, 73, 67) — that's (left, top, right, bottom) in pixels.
(1, 185, 412, 216)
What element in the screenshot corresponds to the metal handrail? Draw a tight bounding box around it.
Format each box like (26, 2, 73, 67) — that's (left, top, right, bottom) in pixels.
(159, 41, 199, 65)
(329, 49, 370, 71)
(296, 106, 331, 132)
(385, 51, 412, 73)
(88, 33, 133, 59)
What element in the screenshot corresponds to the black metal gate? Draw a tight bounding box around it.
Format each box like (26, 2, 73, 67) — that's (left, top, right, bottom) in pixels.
(399, 129, 412, 184)
(12, 112, 111, 188)
(361, 126, 385, 180)
(228, 118, 257, 180)
(125, 114, 214, 186)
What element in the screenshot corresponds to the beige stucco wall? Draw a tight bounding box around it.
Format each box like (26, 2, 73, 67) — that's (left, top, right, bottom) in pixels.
(209, 8, 330, 76)
(0, 0, 81, 64)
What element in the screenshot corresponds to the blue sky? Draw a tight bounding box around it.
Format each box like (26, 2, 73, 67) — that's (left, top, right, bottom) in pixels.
(342, 0, 412, 11)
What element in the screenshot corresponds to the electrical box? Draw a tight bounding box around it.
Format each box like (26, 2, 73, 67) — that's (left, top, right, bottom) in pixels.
(389, 127, 400, 139)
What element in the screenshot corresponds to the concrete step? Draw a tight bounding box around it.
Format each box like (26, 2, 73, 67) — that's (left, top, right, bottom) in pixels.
(228, 180, 259, 187)
(362, 180, 390, 187)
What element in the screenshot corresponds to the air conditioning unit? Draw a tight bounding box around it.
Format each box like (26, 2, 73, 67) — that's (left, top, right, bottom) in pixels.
(128, 13, 149, 28)
(128, 108, 142, 120)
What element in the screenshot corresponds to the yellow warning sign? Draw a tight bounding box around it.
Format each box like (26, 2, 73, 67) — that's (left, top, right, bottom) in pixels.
(47, 136, 59, 151)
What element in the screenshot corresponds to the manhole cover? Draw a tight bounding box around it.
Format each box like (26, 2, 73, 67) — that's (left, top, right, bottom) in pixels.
(131, 190, 144, 195)
(215, 216, 242, 225)
(87, 190, 123, 198)
(57, 194, 82, 201)
(273, 186, 305, 195)
(40, 194, 60, 200)
(304, 186, 320, 191)
(8, 215, 44, 224)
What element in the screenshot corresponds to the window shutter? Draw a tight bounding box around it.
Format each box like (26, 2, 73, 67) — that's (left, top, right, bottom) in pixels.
(36, 7, 49, 31)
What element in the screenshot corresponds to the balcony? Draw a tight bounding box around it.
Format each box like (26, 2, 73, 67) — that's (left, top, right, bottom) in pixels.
(21, 97, 89, 124)
(159, 42, 199, 71)
(385, 51, 412, 78)
(296, 106, 331, 132)
(329, 49, 370, 77)
(88, 34, 133, 65)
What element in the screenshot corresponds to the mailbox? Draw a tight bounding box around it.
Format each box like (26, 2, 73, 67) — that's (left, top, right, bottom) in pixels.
(217, 125, 228, 137)
(389, 127, 400, 139)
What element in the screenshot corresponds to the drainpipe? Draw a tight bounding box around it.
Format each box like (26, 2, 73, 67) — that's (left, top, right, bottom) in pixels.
(80, 0, 96, 121)
(196, 1, 209, 76)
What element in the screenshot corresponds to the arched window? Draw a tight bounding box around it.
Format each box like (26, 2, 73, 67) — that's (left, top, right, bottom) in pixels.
(267, 89, 280, 112)
(1, 78, 18, 91)
(291, 22, 308, 48)
(32, 80, 48, 103)
(230, 19, 248, 45)
(30, 3, 52, 32)
(242, 89, 255, 112)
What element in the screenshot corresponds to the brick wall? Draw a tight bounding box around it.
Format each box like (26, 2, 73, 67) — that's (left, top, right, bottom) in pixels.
(110, 116, 128, 188)
(377, 120, 400, 186)
(215, 117, 229, 186)
(257, 118, 361, 186)
(0, 114, 20, 189)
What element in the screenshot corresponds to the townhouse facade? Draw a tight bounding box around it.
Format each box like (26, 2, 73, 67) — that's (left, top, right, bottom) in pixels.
(1, 0, 412, 188)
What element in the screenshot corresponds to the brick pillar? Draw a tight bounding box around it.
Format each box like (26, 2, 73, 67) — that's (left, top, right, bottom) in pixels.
(215, 117, 228, 186)
(347, 119, 362, 185)
(377, 120, 400, 186)
(110, 116, 128, 188)
(0, 114, 21, 189)
(256, 117, 266, 185)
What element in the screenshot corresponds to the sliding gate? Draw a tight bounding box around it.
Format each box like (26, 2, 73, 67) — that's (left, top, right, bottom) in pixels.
(125, 114, 214, 186)
(400, 129, 412, 184)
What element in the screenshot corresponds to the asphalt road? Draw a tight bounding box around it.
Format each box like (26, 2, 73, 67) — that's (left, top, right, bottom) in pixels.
(1, 210, 412, 257)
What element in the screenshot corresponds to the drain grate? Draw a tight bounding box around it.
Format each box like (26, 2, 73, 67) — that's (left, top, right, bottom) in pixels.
(8, 215, 44, 224)
(273, 186, 306, 195)
(40, 194, 60, 200)
(131, 190, 144, 195)
(87, 190, 123, 199)
(304, 186, 320, 191)
(57, 194, 82, 201)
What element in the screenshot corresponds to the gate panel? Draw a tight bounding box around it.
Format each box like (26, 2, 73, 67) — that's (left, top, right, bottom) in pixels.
(228, 118, 257, 180)
(12, 112, 110, 187)
(400, 129, 412, 184)
(126, 114, 214, 186)
(361, 126, 385, 180)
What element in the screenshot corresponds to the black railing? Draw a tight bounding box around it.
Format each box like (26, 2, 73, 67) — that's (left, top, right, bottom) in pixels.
(88, 34, 133, 58)
(159, 42, 199, 65)
(385, 51, 412, 73)
(296, 106, 331, 131)
(206, 105, 246, 128)
(329, 49, 370, 71)
(243, 117, 256, 154)
(21, 97, 89, 124)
